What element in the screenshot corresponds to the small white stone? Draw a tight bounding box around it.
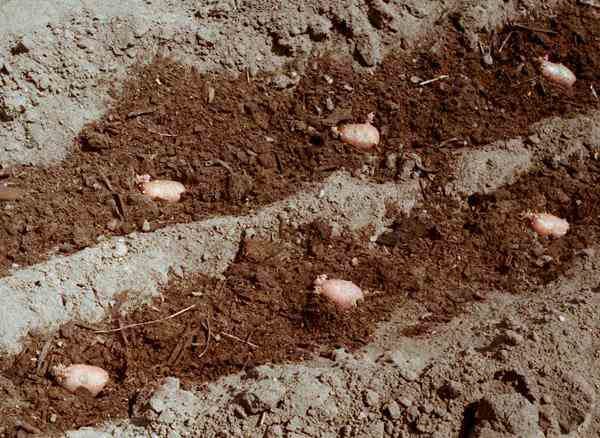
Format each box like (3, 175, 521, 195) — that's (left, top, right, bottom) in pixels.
(114, 240, 128, 257)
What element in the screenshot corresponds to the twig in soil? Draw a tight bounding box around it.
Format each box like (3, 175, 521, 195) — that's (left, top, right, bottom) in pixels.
(198, 318, 211, 360)
(591, 85, 599, 102)
(0, 185, 24, 201)
(418, 178, 428, 202)
(498, 31, 513, 54)
(258, 412, 266, 427)
(111, 291, 130, 345)
(15, 421, 42, 435)
(219, 331, 258, 349)
(147, 128, 177, 137)
(578, 0, 600, 8)
(168, 322, 195, 366)
(510, 77, 537, 88)
(118, 318, 130, 346)
(36, 337, 53, 376)
(113, 193, 126, 219)
(241, 353, 253, 373)
(512, 23, 557, 35)
(93, 304, 197, 334)
(127, 107, 158, 119)
(435, 137, 463, 148)
(418, 75, 449, 86)
(98, 172, 115, 192)
(205, 159, 234, 174)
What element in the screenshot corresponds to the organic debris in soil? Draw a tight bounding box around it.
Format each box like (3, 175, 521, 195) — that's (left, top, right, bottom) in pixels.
(3, 151, 600, 434)
(393, 156, 600, 337)
(1, 2, 600, 275)
(1, 220, 408, 434)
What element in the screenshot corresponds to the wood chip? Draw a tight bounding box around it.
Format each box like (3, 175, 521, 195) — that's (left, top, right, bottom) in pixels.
(127, 107, 158, 118)
(0, 186, 24, 201)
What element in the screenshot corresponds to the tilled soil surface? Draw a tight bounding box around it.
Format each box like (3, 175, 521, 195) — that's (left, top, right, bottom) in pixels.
(1, 2, 600, 276)
(3, 150, 600, 434)
(3, 2, 600, 437)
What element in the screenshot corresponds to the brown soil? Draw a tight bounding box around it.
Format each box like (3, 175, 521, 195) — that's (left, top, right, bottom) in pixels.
(3, 149, 600, 435)
(1, 3, 600, 276)
(3, 3, 600, 436)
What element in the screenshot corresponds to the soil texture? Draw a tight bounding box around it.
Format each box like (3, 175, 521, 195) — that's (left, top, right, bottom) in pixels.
(2, 147, 600, 434)
(1, 2, 600, 277)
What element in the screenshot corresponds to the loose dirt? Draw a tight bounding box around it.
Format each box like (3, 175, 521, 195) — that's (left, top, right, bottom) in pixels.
(3, 145, 600, 434)
(1, 2, 599, 277)
(2, 2, 600, 437)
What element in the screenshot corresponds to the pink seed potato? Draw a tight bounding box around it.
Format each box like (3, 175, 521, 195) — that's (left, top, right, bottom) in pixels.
(314, 275, 364, 310)
(528, 213, 569, 238)
(52, 364, 109, 397)
(539, 58, 576, 87)
(142, 180, 186, 202)
(337, 123, 380, 150)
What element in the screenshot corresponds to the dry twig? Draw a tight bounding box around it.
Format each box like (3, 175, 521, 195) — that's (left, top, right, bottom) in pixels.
(219, 331, 258, 349)
(512, 23, 557, 35)
(435, 137, 463, 148)
(198, 318, 211, 360)
(418, 75, 449, 86)
(591, 85, 599, 102)
(578, 0, 600, 8)
(36, 338, 53, 376)
(93, 304, 197, 334)
(498, 31, 513, 53)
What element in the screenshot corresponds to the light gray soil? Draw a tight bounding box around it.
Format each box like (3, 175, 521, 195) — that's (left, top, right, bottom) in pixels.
(3, 1, 599, 437)
(0, 0, 558, 167)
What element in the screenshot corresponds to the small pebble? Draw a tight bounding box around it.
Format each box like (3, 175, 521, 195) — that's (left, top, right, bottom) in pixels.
(142, 220, 151, 232)
(384, 400, 402, 419)
(496, 349, 509, 361)
(504, 330, 524, 346)
(483, 52, 493, 66)
(406, 405, 420, 422)
(385, 153, 398, 171)
(528, 134, 541, 144)
(114, 240, 128, 257)
(433, 407, 447, 418)
(398, 397, 413, 408)
(325, 97, 335, 111)
(363, 389, 380, 408)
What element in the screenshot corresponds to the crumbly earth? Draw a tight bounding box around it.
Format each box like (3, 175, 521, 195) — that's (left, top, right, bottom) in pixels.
(1, 1, 599, 277)
(1, 1, 600, 437)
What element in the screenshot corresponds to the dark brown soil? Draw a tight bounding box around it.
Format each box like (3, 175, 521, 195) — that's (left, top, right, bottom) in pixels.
(1, 3, 600, 276)
(3, 150, 600, 435)
(3, 3, 600, 436)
